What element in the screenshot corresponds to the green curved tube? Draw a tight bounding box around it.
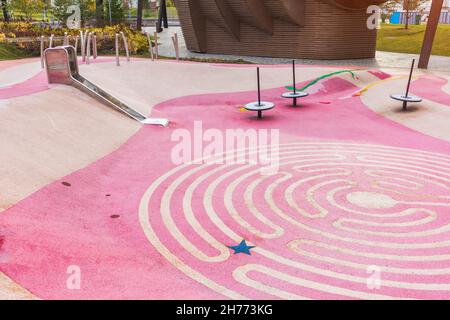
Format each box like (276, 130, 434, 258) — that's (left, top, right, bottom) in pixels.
(286, 69, 358, 92)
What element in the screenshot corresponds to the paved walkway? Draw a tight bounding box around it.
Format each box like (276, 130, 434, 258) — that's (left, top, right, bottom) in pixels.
(144, 26, 450, 72)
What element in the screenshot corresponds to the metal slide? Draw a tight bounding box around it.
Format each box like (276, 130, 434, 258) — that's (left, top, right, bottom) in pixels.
(44, 46, 169, 127)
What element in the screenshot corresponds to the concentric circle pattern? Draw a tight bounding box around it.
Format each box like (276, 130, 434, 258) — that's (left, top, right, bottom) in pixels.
(139, 142, 450, 299)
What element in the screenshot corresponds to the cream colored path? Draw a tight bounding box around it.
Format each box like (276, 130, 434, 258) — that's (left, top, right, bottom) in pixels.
(0, 86, 140, 213)
(78, 61, 343, 116)
(442, 73, 450, 94)
(1, 58, 43, 300)
(0, 273, 36, 300)
(0, 59, 42, 88)
(361, 68, 450, 143)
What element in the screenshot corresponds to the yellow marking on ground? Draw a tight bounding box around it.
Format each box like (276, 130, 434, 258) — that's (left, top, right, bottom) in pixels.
(354, 75, 418, 96)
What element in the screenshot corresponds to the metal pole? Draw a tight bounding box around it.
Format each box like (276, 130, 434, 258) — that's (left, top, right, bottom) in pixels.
(49, 34, 54, 48)
(293, 60, 298, 106)
(175, 33, 179, 60)
(257, 67, 261, 106)
(172, 33, 179, 61)
(80, 30, 86, 62)
(146, 32, 154, 61)
(418, 0, 444, 69)
(84, 31, 89, 56)
(405, 59, 415, 98)
(292, 60, 296, 94)
(402, 59, 415, 110)
(154, 31, 159, 59)
(93, 34, 98, 59)
(115, 33, 120, 66)
(120, 32, 130, 62)
(74, 35, 79, 56)
(40, 36, 45, 69)
(86, 32, 92, 64)
(257, 68, 262, 118)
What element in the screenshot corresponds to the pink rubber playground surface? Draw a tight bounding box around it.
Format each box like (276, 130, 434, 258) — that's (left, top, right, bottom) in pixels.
(1, 58, 450, 299)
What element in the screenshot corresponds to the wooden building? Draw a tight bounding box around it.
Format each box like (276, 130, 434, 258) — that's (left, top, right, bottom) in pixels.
(174, 0, 387, 60)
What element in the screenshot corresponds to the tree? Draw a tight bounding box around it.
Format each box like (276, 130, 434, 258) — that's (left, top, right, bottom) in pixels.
(403, 0, 427, 29)
(1, 0, 10, 22)
(51, 0, 73, 24)
(10, 0, 45, 21)
(42, 0, 52, 21)
(109, 0, 125, 24)
(78, 0, 95, 26)
(103, 0, 124, 24)
(381, 0, 401, 22)
(51, 0, 93, 26)
(381, 0, 428, 29)
(136, 0, 143, 30)
(95, 0, 103, 26)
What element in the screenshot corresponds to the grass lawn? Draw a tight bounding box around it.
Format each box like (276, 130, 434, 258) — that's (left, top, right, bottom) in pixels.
(377, 24, 450, 57)
(0, 42, 32, 60)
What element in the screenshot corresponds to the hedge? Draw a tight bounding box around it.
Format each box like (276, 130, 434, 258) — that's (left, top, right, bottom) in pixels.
(0, 22, 150, 56)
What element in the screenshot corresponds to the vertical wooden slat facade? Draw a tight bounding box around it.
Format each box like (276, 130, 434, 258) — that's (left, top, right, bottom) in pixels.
(174, 0, 387, 60)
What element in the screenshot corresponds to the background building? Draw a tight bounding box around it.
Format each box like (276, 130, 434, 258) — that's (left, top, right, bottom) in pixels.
(389, 0, 450, 24)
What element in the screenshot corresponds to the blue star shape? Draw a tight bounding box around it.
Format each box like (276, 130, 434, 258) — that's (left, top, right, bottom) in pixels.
(228, 240, 255, 255)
